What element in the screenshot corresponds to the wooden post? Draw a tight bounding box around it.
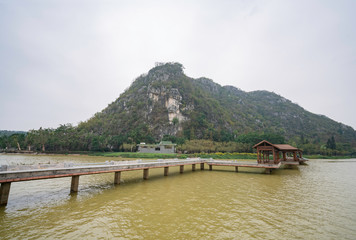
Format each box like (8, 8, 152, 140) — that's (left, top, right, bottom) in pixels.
(114, 171, 121, 185)
(273, 149, 276, 163)
(164, 167, 169, 176)
(258, 150, 261, 163)
(265, 168, 272, 174)
(200, 163, 205, 170)
(143, 169, 149, 180)
(235, 166, 239, 172)
(209, 165, 212, 171)
(192, 164, 196, 171)
(71, 176, 79, 192)
(180, 165, 184, 174)
(276, 151, 280, 163)
(293, 151, 297, 161)
(283, 152, 286, 161)
(0, 182, 11, 206)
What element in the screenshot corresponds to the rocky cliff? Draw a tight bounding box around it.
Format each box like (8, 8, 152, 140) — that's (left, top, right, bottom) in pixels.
(81, 62, 356, 147)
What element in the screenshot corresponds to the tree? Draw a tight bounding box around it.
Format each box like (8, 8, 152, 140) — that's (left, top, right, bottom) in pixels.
(326, 136, 336, 150)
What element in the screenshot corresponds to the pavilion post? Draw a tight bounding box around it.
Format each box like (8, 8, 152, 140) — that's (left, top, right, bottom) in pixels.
(293, 152, 297, 161)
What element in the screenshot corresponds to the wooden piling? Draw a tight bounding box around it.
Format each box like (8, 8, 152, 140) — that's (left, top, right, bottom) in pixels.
(180, 165, 184, 174)
(200, 163, 204, 170)
(114, 171, 121, 185)
(192, 164, 196, 171)
(71, 176, 79, 192)
(209, 165, 213, 171)
(0, 182, 11, 206)
(164, 167, 169, 176)
(143, 169, 149, 180)
(235, 166, 239, 172)
(265, 168, 272, 174)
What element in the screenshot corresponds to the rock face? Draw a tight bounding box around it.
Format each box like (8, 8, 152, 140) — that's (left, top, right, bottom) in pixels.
(146, 85, 186, 135)
(84, 62, 356, 145)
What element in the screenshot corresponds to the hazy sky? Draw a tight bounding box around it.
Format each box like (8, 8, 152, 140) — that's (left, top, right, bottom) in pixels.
(1, 0, 355, 131)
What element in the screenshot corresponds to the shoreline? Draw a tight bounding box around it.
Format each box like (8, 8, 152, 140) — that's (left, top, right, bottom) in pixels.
(1, 151, 355, 160)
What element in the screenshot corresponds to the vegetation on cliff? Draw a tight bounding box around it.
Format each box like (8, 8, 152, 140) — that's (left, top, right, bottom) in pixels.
(1, 62, 356, 156)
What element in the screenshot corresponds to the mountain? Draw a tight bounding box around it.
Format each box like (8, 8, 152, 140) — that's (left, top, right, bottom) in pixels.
(79, 62, 356, 148)
(0, 130, 27, 136)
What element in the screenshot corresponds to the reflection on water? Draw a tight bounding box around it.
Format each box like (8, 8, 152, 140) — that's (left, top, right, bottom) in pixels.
(1, 154, 356, 239)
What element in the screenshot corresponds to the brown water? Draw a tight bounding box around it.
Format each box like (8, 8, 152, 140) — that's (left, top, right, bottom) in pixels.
(1, 154, 356, 239)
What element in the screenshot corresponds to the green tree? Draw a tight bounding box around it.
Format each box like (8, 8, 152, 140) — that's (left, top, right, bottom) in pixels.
(326, 136, 336, 150)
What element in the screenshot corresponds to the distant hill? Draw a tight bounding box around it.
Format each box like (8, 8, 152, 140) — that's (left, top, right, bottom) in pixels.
(79, 62, 356, 148)
(0, 130, 27, 136)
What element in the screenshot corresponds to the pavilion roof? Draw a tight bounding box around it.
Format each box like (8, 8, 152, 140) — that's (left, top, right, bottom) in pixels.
(273, 144, 299, 151)
(253, 140, 301, 151)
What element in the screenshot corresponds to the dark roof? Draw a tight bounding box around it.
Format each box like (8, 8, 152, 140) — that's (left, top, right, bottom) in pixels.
(253, 140, 300, 151)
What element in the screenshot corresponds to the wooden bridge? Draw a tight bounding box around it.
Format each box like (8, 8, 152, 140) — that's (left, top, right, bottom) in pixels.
(0, 157, 306, 206)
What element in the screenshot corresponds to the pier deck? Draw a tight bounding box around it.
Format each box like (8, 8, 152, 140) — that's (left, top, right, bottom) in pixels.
(0, 157, 306, 206)
(0, 159, 204, 183)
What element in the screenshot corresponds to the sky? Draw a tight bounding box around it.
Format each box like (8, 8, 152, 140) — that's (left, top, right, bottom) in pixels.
(0, 0, 355, 131)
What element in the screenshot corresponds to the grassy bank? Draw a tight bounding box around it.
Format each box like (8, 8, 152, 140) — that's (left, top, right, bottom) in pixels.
(3, 150, 353, 160)
(89, 152, 257, 160)
(304, 155, 356, 159)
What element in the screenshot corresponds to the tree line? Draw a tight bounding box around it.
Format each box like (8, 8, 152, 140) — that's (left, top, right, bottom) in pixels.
(1, 126, 353, 156)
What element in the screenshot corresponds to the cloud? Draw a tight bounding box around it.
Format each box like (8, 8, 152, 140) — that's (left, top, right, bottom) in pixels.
(0, 0, 355, 131)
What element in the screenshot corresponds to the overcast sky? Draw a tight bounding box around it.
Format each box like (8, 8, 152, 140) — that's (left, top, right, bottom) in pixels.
(1, 0, 355, 131)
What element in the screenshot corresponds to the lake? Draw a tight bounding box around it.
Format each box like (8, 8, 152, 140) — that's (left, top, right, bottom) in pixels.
(1, 154, 356, 239)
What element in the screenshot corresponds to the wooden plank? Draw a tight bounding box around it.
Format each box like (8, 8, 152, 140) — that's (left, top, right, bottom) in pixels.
(206, 161, 281, 169)
(258, 146, 274, 151)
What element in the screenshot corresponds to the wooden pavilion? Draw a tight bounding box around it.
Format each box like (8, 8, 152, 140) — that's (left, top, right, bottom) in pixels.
(253, 140, 303, 164)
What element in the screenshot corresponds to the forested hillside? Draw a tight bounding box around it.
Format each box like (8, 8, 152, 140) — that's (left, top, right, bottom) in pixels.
(1, 62, 356, 155)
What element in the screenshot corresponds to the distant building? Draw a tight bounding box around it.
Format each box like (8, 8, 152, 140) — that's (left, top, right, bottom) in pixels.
(137, 141, 176, 154)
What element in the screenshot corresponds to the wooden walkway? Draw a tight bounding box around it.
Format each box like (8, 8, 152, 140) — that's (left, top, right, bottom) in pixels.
(206, 160, 281, 174)
(0, 158, 306, 206)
